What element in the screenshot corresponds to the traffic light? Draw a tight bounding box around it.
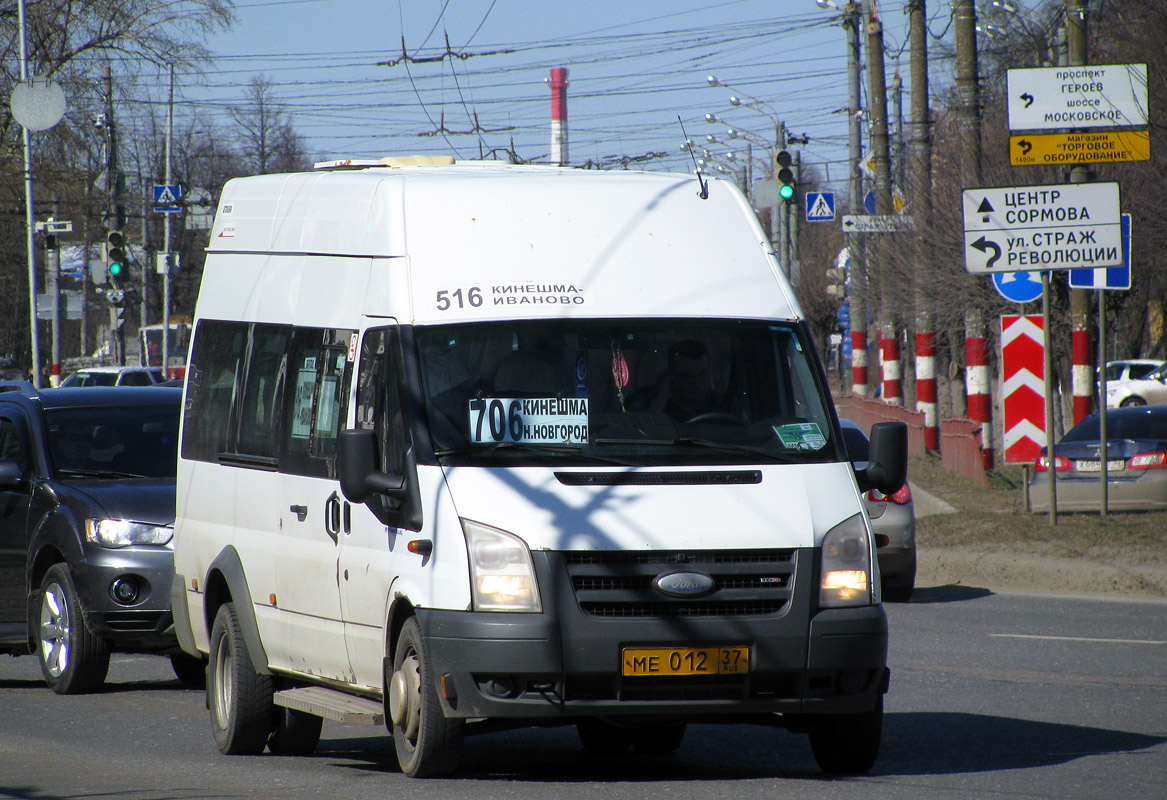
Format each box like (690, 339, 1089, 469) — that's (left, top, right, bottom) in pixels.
(775, 149, 796, 204)
(105, 230, 126, 284)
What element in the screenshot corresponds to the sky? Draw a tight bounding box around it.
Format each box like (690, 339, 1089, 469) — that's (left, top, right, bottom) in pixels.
(115, 0, 1010, 201)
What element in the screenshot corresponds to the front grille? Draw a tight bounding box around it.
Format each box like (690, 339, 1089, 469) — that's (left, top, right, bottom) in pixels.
(564, 549, 796, 619)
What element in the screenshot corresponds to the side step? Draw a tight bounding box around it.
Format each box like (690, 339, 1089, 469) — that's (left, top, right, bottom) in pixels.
(273, 686, 385, 726)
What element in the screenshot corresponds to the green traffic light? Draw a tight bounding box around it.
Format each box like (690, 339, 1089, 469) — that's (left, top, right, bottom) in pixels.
(109, 262, 123, 277)
(778, 184, 795, 200)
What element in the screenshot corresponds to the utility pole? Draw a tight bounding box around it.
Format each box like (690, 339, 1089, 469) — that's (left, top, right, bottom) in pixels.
(789, 148, 801, 285)
(954, 0, 993, 468)
(1066, 0, 1093, 427)
(844, 1, 868, 397)
(908, 0, 937, 449)
(775, 120, 788, 280)
(865, 2, 900, 405)
(162, 63, 175, 379)
(102, 64, 126, 366)
(48, 199, 61, 384)
(141, 177, 149, 333)
(18, 0, 41, 387)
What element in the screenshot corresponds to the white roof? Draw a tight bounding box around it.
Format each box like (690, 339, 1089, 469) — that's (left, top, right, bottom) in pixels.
(206, 162, 800, 324)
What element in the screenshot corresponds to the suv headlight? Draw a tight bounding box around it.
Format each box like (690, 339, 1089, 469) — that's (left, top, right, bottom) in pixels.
(462, 519, 542, 612)
(85, 519, 174, 548)
(819, 513, 873, 608)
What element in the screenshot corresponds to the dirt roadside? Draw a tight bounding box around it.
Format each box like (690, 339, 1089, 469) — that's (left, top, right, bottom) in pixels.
(908, 453, 1167, 601)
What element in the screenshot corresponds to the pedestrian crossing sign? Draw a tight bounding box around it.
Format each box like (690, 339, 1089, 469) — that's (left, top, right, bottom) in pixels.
(153, 184, 182, 212)
(806, 191, 835, 222)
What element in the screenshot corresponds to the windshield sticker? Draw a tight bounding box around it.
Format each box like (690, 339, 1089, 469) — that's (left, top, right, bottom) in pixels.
(469, 397, 589, 444)
(774, 422, 827, 451)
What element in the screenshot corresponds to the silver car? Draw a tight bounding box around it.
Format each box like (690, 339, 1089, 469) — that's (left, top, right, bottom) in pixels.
(1030, 405, 1167, 512)
(840, 418, 916, 601)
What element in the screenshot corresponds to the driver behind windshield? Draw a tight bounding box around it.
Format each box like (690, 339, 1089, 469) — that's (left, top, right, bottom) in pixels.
(51, 421, 100, 472)
(649, 340, 725, 423)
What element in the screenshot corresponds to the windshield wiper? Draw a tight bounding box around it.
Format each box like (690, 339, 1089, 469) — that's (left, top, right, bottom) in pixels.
(435, 442, 633, 466)
(595, 435, 801, 462)
(57, 468, 151, 479)
(671, 437, 803, 461)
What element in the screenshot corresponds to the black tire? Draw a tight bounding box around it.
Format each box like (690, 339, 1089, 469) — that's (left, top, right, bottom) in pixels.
(268, 707, 323, 756)
(882, 553, 917, 603)
(170, 652, 207, 688)
(629, 723, 686, 754)
(577, 719, 632, 754)
(1121, 396, 1147, 407)
(883, 583, 914, 603)
(208, 602, 274, 755)
(388, 617, 464, 777)
(808, 695, 883, 775)
(37, 564, 110, 695)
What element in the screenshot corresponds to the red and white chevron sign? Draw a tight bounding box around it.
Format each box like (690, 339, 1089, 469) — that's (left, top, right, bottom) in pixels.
(1001, 315, 1046, 464)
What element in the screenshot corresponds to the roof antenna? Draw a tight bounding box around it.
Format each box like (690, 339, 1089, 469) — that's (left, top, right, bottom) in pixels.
(678, 116, 708, 199)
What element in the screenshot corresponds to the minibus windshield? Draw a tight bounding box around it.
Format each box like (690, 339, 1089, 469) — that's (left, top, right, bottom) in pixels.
(415, 319, 841, 466)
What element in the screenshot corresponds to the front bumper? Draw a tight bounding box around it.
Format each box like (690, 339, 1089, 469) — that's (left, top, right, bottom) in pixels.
(417, 547, 887, 721)
(64, 544, 178, 651)
(1030, 472, 1167, 512)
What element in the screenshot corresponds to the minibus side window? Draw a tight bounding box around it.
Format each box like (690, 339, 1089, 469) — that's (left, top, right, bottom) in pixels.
(235, 325, 291, 459)
(182, 320, 247, 463)
(282, 327, 355, 478)
(355, 327, 407, 477)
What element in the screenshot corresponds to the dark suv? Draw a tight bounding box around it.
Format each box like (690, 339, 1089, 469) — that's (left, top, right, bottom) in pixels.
(0, 384, 199, 693)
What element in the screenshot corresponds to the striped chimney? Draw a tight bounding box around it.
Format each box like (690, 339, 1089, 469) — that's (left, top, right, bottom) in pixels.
(550, 68, 569, 166)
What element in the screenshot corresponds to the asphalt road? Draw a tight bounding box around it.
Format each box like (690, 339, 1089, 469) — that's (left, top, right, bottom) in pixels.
(2, 588, 1164, 800)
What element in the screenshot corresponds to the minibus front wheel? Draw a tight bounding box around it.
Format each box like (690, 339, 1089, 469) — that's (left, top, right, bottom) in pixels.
(388, 617, 465, 777)
(807, 695, 883, 774)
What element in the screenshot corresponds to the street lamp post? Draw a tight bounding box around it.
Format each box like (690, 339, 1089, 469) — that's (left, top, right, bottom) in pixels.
(704, 75, 790, 277)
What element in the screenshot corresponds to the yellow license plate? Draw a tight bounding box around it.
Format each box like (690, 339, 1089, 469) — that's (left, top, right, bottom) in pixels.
(622, 646, 749, 676)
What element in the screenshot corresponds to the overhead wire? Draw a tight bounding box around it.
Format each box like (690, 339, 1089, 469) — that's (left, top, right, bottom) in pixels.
(84, 1, 917, 184)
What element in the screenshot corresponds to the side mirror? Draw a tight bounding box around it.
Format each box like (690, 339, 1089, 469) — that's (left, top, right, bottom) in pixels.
(337, 428, 423, 532)
(338, 429, 403, 503)
(855, 421, 908, 495)
(0, 459, 22, 489)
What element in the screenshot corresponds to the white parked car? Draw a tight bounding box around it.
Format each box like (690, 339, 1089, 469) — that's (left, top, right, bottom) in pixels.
(59, 366, 164, 388)
(1101, 359, 1163, 384)
(1106, 361, 1167, 408)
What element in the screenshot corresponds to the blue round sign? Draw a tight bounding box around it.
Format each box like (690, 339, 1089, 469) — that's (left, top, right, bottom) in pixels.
(992, 271, 1042, 304)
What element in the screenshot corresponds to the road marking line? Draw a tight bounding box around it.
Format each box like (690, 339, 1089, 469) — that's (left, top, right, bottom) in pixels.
(991, 633, 1166, 645)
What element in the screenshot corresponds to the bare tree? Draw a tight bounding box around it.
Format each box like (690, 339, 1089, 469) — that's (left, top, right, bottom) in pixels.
(0, 0, 234, 366)
(231, 75, 310, 175)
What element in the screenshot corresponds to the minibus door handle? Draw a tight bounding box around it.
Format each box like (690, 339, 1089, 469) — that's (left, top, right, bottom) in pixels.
(289, 504, 308, 523)
(324, 492, 341, 543)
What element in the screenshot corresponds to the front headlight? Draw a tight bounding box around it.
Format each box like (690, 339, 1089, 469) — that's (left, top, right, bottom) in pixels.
(85, 519, 174, 548)
(462, 519, 542, 612)
(819, 513, 873, 608)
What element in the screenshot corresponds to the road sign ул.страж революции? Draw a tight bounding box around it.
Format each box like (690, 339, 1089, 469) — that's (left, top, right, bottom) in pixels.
(962, 183, 1121, 274)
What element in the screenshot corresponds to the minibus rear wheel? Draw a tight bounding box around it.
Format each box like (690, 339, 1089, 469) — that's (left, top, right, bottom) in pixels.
(209, 602, 274, 755)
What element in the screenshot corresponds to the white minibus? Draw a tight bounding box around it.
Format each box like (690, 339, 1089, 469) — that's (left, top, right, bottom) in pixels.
(171, 158, 906, 777)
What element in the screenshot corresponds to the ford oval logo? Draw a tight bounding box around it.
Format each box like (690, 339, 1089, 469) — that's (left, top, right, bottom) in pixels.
(653, 571, 715, 598)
